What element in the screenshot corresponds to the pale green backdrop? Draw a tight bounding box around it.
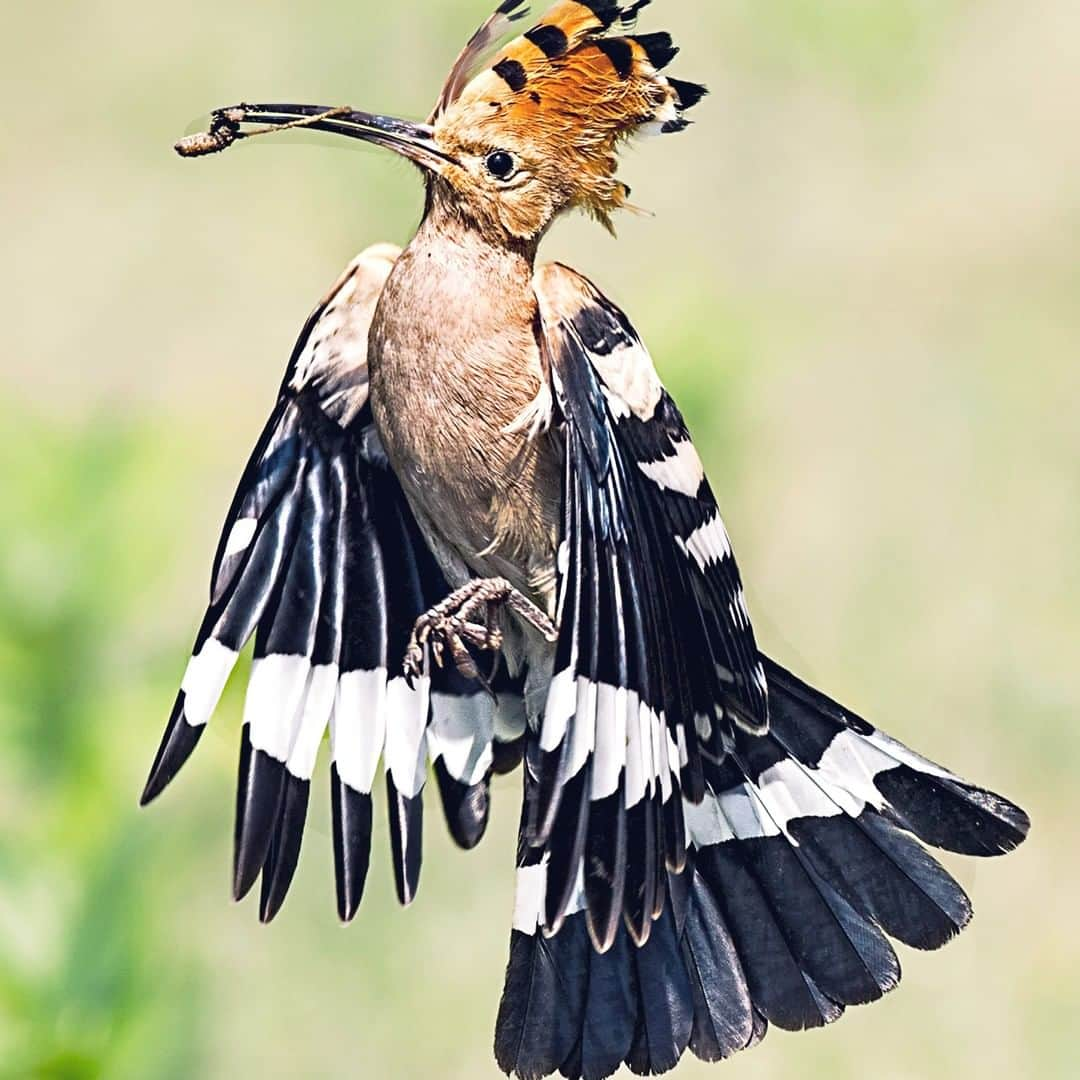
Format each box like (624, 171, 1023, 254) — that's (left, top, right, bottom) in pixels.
(1, 1, 1077, 1078)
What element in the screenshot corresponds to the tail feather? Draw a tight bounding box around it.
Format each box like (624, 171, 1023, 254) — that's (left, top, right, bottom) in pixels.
(500, 867, 774, 1080)
(624, 908, 693, 1075)
(693, 840, 844, 1031)
(495, 656, 1029, 1078)
(751, 730, 973, 949)
(560, 931, 637, 1080)
(722, 736, 902, 1007)
(762, 657, 1029, 856)
(679, 865, 758, 1062)
(495, 903, 590, 1080)
(717, 779, 901, 1007)
(874, 763, 1028, 856)
(804, 810, 970, 949)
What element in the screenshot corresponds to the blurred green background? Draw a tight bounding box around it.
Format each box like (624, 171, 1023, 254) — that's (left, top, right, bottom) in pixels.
(1, 1, 1077, 1077)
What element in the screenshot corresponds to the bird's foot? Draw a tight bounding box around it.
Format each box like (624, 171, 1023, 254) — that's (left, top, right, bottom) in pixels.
(403, 577, 557, 684)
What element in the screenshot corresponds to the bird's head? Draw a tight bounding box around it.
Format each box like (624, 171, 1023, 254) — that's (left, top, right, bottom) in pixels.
(428, 0, 706, 240)
(177, 1, 705, 244)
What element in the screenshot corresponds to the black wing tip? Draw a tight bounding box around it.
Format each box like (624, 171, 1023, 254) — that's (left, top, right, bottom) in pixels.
(232, 727, 287, 902)
(331, 764, 373, 923)
(258, 774, 311, 923)
(258, 883, 284, 924)
(386, 773, 424, 907)
(623, 909, 653, 949)
(580, 790, 627, 953)
(541, 768, 592, 936)
(584, 912, 620, 955)
(526, 743, 571, 849)
(583, 876, 624, 955)
(139, 693, 204, 807)
(433, 758, 491, 850)
(620, 798, 658, 947)
(493, 733, 527, 776)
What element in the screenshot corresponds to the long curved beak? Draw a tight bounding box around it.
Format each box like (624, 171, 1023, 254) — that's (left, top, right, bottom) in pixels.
(175, 102, 454, 172)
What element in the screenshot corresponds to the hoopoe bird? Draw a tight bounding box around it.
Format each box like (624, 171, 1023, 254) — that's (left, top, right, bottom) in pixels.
(146, 2, 1029, 1076)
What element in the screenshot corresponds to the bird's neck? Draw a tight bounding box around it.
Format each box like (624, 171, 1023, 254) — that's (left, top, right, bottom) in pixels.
(370, 200, 541, 397)
(411, 200, 538, 280)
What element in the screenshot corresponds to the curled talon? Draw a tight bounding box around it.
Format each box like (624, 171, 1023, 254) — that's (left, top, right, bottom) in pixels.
(402, 638, 426, 685)
(403, 577, 554, 686)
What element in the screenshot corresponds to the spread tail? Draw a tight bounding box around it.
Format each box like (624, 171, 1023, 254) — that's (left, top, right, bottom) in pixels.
(494, 656, 1029, 1079)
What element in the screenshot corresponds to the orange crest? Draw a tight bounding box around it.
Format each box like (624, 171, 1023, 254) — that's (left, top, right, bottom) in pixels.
(433, 1, 706, 233)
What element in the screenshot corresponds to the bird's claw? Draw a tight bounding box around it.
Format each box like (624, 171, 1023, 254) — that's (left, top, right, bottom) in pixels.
(403, 609, 503, 684)
(402, 577, 549, 686)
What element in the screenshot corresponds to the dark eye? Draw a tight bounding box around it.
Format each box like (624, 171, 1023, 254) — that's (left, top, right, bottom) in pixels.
(485, 150, 516, 180)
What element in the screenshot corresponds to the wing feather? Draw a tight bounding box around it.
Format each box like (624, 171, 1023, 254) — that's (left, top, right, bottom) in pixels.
(142, 244, 513, 922)
(495, 258, 1026, 1080)
(532, 262, 768, 938)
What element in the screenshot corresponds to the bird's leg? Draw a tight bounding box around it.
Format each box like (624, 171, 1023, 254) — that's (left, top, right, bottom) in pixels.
(404, 577, 557, 684)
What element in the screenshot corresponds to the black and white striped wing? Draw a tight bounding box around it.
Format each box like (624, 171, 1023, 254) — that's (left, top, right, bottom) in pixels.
(530, 263, 768, 949)
(141, 246, 521, 921)
(495, 263, 1029, 1080)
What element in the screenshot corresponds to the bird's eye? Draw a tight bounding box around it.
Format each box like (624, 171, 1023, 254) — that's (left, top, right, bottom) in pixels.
(485, 150, 516, 180)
